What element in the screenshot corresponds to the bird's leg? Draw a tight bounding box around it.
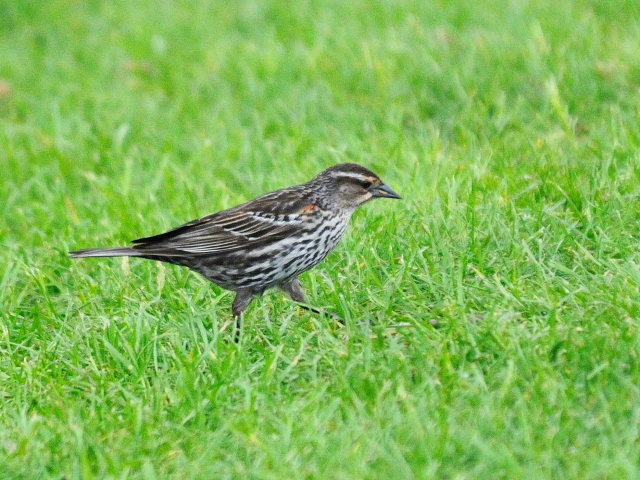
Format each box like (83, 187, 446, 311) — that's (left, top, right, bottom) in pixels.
(279, 277, 343, 324)
(232, 289, 256, 342)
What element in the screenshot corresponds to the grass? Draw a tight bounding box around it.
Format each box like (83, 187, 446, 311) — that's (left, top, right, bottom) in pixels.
(2, 0, 640, 478)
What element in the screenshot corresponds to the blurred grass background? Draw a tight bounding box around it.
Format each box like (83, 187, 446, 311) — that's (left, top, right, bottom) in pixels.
(2, 0, 640, 478)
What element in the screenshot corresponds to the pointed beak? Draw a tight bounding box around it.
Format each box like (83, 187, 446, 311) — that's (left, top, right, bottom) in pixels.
(371, 183, 402, 200)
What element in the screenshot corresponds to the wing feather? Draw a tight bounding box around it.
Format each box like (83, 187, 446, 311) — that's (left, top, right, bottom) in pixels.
(130, 191, 318, 257)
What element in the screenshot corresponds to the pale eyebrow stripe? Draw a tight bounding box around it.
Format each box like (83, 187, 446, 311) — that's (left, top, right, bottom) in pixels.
(329, 171, 376, 182)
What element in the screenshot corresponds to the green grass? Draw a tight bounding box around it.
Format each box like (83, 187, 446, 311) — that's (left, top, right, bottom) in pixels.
(2, 0, 640, 478)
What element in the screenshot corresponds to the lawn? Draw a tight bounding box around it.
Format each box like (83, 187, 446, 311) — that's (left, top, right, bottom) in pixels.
(2, 0, 640, 478)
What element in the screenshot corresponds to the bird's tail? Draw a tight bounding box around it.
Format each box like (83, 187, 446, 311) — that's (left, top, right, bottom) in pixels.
(69, 247, 140, 258)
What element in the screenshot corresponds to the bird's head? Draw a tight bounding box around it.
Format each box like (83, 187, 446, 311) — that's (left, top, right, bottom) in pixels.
(313, 163, 402, 210)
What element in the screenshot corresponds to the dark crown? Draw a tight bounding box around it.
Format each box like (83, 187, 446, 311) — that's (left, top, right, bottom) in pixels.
(316, 163, 381, 181)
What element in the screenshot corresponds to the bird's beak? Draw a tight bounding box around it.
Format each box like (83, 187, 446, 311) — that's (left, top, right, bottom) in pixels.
(371, 183, 402, 199)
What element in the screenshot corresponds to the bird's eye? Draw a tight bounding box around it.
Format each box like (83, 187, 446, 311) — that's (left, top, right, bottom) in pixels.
(361, 180, 372, 189)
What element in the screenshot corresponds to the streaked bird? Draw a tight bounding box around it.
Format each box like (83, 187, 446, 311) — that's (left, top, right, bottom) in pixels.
(70, 163, 401, 338)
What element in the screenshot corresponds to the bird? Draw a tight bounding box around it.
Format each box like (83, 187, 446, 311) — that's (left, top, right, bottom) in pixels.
(69, 162, 401, 338)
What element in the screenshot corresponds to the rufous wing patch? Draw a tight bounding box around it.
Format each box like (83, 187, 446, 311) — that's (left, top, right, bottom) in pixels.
(300, 204, 316, 214)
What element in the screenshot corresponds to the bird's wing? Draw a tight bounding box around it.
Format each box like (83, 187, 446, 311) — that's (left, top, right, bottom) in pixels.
(130, 189, 319, 256)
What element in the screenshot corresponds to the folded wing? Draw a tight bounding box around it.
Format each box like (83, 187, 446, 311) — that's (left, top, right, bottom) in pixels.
(130, 190, 315, 256)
